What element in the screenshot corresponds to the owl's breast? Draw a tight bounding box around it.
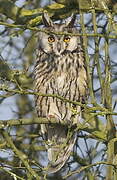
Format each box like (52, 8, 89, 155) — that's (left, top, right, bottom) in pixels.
(56, 72, 66, 90)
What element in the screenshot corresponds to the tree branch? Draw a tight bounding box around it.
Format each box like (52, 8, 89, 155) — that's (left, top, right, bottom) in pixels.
(1, 86, 117, 114)
(0, 21, 117, 39)
(1, 129, 41, 180)
(63, 161, 117, 179)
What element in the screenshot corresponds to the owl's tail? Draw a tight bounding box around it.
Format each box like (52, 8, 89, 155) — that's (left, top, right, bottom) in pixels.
(46, 124, 76, 174)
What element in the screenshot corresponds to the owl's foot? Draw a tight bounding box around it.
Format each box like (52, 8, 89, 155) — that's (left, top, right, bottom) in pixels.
(47, 114, 55, 119)
(47, 114, 62, 124)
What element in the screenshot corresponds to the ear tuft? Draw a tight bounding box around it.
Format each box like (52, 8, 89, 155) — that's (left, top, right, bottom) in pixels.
(42, 12, 54, 27)
(65, 14, 76, 28)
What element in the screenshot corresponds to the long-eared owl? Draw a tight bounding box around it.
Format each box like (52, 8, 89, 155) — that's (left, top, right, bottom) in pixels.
(34, 13, 88, 173)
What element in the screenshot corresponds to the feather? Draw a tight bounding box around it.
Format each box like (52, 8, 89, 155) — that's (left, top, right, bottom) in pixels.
(34, 13, 88, 173)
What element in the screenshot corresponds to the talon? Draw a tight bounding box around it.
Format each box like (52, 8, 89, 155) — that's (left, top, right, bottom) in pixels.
(47, 114, 55, 119)
(47, 114, 62, 123)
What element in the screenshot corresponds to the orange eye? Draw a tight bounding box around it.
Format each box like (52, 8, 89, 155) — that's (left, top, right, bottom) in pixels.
(64, 37, 70, 42)
(48, 36, 55, 43)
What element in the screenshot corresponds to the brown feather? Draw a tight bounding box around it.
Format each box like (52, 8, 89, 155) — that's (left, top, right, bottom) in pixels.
(34, 13, 88, 173)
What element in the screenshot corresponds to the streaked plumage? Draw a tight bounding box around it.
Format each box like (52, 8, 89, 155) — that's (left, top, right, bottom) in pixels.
(34, 13, 87, 173)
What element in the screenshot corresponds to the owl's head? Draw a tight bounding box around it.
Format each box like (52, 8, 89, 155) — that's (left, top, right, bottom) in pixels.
(38, 13, 80, 56)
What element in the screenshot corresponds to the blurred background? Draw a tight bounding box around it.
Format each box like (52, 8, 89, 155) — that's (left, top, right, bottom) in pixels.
(0, 0, 117, 179)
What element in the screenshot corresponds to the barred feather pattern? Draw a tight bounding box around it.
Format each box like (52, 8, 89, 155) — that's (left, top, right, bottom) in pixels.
(34, 13, 87, 173)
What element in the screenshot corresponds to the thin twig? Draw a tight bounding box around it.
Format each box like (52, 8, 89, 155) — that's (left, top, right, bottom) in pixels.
(0, 21, 117, 39)
(63, 161, 117, 179)
(1, 129, 41, 180)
